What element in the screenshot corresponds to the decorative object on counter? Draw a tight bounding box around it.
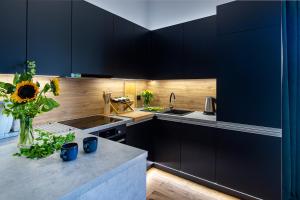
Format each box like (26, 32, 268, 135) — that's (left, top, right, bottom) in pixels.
(141, 90, 154, 108)
(0, 61, 60, 148)
(103, 91, 112, 115)
(0, 102, 13, 137)
(110, 96, 134, 114)
(14, 130, 75, 159)
(60, 143, 78, 161)
(83, 137, 98, 153)
(142, 106, 164, 112)
(203, 96, 216, 115)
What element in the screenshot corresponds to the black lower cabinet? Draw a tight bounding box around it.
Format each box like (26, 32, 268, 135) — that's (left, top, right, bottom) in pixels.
(126, 120, 154, 161)
(181, 124, 216, 182)
(152, 119, 181, 170)
(126, 119, 281, 199)
(216, 129, 281, 200)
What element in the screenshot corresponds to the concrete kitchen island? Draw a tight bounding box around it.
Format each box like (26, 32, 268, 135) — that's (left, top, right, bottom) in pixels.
(0, 131, 147, 200)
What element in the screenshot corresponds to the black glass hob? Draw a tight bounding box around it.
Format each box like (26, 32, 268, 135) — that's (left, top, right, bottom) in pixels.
(59, 115, 121, 130)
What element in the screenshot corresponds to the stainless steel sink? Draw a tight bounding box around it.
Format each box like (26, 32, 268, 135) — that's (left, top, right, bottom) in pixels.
(163, 109, 193, 116)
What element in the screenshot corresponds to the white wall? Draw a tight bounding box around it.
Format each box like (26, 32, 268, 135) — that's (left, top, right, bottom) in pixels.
(84, 0, 148, 27)
(84, 0, 234, 30)
(147, 0, 234, 30)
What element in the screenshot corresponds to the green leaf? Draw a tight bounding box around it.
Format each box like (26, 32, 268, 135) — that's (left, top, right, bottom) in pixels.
(42, 83, 51, 93)
(0, 82, 15, 94)
(14, 130, 75, 159)
(13, 73, 20, 85)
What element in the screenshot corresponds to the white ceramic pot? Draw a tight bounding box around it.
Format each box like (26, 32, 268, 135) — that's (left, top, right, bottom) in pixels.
(0, 102, 13, 136)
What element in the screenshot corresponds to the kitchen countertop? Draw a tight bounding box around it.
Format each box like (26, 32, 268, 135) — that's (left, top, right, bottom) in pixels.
(126, 108, 216, 126)
(156, 111, 216, 123)
(0, 129, 147, 200)
(126, 108, 281, 137)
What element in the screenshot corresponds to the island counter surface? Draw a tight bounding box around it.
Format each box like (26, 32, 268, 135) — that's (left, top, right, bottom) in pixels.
(0, 131, 147, 200)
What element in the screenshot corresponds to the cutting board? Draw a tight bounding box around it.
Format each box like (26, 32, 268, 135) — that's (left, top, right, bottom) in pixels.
(118, 111, 154, 122)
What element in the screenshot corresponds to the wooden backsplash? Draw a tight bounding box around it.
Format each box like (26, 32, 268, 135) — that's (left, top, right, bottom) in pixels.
(0, 75, 147, 125)
(147, 79, 216, 111)
(0, 75, 215, 124)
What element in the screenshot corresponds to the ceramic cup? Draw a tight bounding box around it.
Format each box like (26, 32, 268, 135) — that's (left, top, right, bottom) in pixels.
(60, 143, 78, 161)
(83, 137, 98, 153)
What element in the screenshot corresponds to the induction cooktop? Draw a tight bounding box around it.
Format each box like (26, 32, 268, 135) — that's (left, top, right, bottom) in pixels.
(58, 115, 122, 130)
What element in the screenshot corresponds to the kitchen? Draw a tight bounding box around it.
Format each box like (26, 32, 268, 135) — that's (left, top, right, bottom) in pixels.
(0, 0, 295, 200)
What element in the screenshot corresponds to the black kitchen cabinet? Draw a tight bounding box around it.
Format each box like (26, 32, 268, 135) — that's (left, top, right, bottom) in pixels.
(126, 120, 154, 161)
(27, 0, 71, 76)
(132, 25, 151, 79)
(72, 0, 114, 75)
(217, 26, 281, 128)
(151, 25, 184, 79)
(217, 1, 281, 35)
(183, 16, 217, 78)
(181, 124, 216, 182)
(216, 129, 281, 200)
(111, 16, 135, 78)
(0, 0, 26, 73)
(112, 17, 150, 79)
(152, 119, 181, 170)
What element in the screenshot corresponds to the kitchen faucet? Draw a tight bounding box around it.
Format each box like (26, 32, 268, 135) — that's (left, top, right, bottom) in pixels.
(169, 92, 176, 109)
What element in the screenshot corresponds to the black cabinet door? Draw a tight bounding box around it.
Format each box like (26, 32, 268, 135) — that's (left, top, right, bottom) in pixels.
(152, 119, 181, 170)
(27, 0, 71, 76)
(216, 129, 281, 200)
(151, 25, 184, 79)
(181, 124, 216, 182)
(183, 16, 217, 78)
(72, 0, 113, 75)
(126, 120, 154, 161)
(0, 0, 26, 73)
(217, 26, 281, 128)
(112, 16, 135, 78)
(217, 1, 281, 35)
(132, 25, 151, 79)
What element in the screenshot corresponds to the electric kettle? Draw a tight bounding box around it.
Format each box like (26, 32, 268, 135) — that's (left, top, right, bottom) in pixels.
(204, 96, 216, 115)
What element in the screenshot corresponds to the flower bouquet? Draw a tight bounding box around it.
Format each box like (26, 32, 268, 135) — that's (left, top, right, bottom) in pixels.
(141, 90, 154, 107)
(0, 61, 60, 148)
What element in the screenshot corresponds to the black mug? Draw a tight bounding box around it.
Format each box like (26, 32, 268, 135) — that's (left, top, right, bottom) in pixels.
(83, 137, 98, 153)
(60, 143, 78, 161)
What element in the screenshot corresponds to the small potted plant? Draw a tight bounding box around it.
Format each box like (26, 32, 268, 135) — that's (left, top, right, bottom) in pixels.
(0, 61, 60, 148)
(141, 90, 154, 108)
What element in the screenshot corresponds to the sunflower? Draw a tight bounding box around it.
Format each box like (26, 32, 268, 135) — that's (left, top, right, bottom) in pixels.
(11, 81, 39, 103)
(50, 78, 60, 96)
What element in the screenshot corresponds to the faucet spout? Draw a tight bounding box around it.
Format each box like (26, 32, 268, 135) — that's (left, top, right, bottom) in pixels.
(169, 92, 176, 109)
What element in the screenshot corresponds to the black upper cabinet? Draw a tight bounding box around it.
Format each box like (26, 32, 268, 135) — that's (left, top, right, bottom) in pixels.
(133, 25, 151, 79)
(181, 124, 216, 182)
(183, 16, 217, 78)
(217, 1, 281, 35)
(27, 0, 71, 76)
(0, 0, 26, 73)
(112, 17, 150, 79)
(152, 119, 181, 170)
(216, 129, 281, 200)
(72, 0, 113, 75)
(217, 26, 281, 128)
(112, 16, 135, 78)
(151, 25, 184, 79)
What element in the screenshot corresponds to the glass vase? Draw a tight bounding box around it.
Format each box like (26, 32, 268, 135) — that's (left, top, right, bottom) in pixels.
(18, 117, 34, 148)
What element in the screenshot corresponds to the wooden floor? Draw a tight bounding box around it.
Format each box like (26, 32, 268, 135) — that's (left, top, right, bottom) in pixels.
(147, 168, 239, 200)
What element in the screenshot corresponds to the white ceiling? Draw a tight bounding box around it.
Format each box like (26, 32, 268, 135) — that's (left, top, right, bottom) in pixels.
(84, 0, 234, 30)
